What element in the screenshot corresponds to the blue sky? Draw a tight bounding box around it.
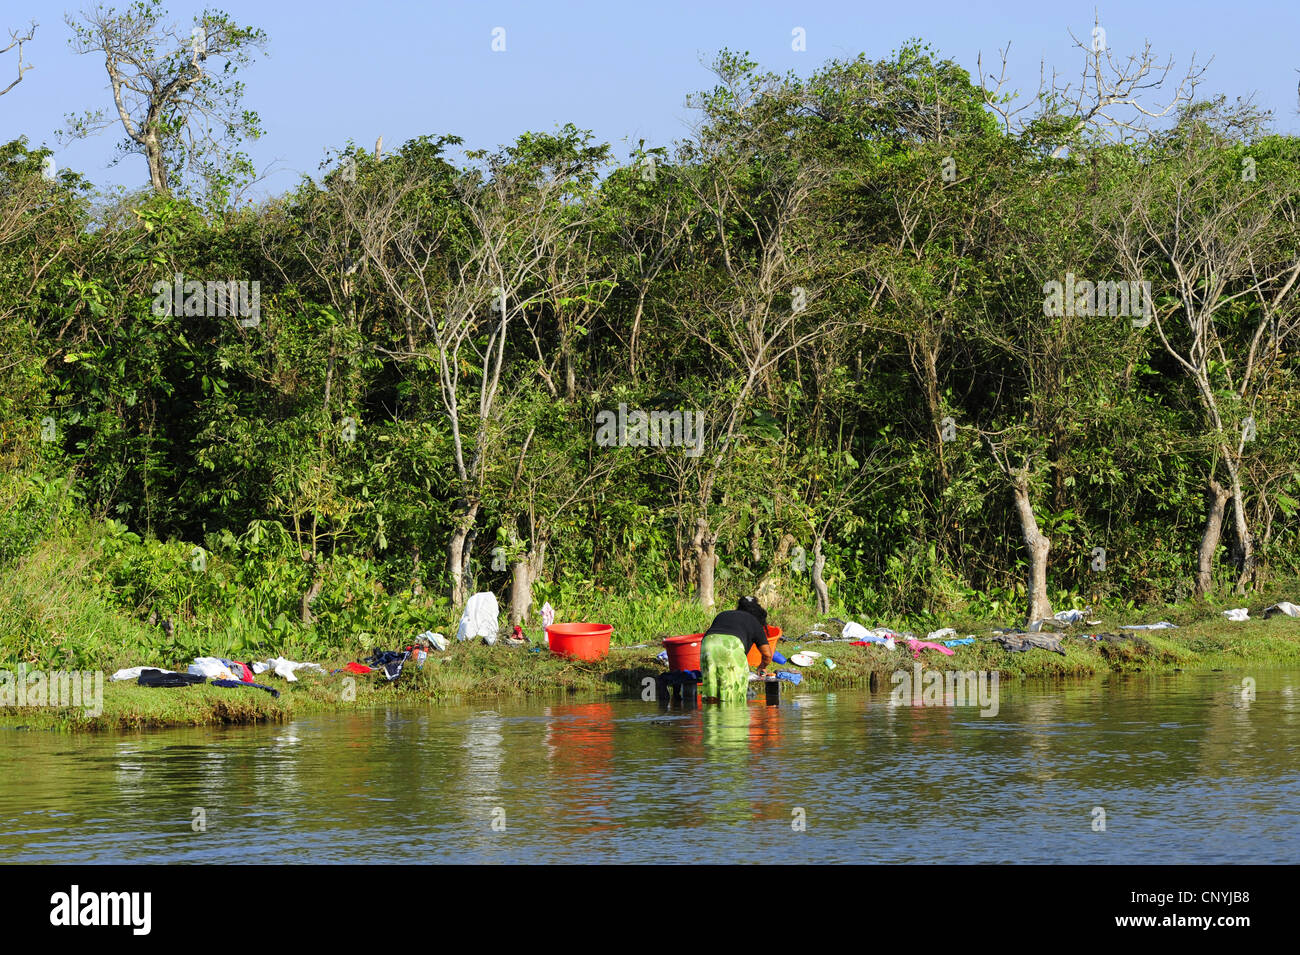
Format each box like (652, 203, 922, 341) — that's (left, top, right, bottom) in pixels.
(4, 0, 1297, 198)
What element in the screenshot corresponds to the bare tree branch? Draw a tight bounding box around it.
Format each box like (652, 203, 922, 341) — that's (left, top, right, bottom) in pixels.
(0, 21, 36, 97)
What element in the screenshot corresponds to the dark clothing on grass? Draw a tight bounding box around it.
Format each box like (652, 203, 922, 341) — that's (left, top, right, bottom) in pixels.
(137, 670, 205, 688)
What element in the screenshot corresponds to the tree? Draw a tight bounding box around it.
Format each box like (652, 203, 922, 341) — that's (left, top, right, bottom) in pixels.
(356, 130, 610, 607)
(1, 21, 35, 97)
(669, 52, 850, 607)
(65, 1, 266, 206)
(1102, 103, 1300, 593)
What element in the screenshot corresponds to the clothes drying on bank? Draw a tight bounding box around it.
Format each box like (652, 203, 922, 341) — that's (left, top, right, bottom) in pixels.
(188, 657, 252, 682)
(112, 666, 177, 682)
(906, 639, 956, 659)
(366, 650, 410, 682)
(992, 632, 1066, 655)
(456, 592, 500, 645)
(137, 669, 206, 688)
(251, 657, 326, 682)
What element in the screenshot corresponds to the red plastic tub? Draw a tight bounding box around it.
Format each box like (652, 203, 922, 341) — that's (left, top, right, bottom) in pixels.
(663, 626, 783, 671)
(663, 633, 704, 672)
(547, 623, 614, 662)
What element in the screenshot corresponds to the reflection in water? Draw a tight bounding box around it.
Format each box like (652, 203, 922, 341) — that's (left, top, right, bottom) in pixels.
(699, 703, 752, 826)
(544, 702, 616, 835)
(0, 670, 1297, 863)
(1023, 697, 1065, 784)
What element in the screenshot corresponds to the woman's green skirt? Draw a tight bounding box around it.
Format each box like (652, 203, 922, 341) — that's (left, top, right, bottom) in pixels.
(700, 632, 749, 703)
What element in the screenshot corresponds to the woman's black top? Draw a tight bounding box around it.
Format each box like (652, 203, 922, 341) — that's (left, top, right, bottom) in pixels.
(705, 610, 769, 654)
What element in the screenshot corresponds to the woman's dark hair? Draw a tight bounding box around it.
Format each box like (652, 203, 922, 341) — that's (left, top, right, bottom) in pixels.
(737, 596, 767, 626)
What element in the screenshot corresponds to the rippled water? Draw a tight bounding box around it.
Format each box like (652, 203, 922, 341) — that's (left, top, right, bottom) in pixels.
(2, 670, 1298, 863)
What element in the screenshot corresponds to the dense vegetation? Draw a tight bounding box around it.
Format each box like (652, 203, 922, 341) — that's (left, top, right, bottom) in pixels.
(3, 10, 1299, 670)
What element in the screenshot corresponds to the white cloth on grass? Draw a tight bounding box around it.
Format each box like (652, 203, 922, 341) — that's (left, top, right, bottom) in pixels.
(188, 657, 241, 681)
(1222, 608, 1250, 622)
(1120, 621, 1177, 631)
(251, 657, 326, 682)
(842, 621, 870, 641)
(456, 592, 500, 645)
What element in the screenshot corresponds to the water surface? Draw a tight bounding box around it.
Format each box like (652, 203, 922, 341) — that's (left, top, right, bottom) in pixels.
(2, 670, 1297, 863)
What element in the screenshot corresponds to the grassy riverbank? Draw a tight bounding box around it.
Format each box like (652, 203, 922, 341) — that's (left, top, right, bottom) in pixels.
(4, 605, 1300, 731)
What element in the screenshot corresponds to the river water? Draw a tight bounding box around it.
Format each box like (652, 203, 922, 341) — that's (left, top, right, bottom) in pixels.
(2, 669, 1297, 863)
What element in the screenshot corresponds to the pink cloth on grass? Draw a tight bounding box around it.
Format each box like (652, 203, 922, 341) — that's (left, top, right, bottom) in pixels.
(906, 639, 956, 659)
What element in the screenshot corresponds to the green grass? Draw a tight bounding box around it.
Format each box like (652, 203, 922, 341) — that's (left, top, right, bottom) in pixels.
(4, 610, 1299, 732)
(0, 533, 162, 672)
(5, 529, 1300, 731)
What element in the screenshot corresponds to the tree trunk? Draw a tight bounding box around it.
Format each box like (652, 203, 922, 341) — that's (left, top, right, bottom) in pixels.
(811, 538, 830, 616)
(410, 545, 424, 597)
(1196, 477, 1231, 597)
(920, 338, 946, 483)
(509, 560, 532, 626)
(447, 501, 480, 608)
(300, 571, 323, 625)
(755, 532, 795, 607)
(145, 136, 168, 194)
(509, 542, 545, 626)
(692, 517, 718, 609)
(630, 290, 647, 382)
(1010, 472, 1052, 625)
(1224, 460, 1254, 594)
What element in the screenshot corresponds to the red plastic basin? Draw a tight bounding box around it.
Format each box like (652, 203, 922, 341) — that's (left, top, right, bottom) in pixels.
(663, 633, 705, 672)
(547, 623, 613, 662)
(663, 626, 783, 671)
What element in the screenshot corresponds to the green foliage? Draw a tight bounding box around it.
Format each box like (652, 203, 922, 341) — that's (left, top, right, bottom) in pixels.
(4, 38, 1300, 669)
